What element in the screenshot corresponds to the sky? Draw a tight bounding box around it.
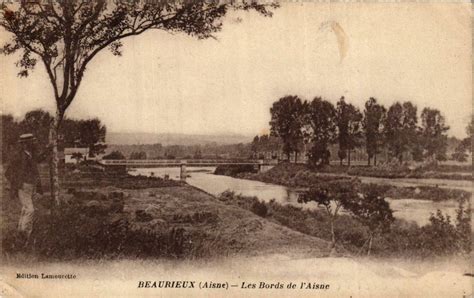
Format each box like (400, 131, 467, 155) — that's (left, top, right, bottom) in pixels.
(0, 2, 472, 138)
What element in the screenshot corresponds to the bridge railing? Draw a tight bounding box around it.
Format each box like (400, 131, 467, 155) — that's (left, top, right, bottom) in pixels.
(99, 159, 266, 165)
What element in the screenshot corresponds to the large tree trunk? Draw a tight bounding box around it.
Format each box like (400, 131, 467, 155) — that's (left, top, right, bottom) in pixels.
(367, 155, 371, 166)
(374, 153, 377, 166)
(295, 151, 298, 163)
(49, 110, 62, 206)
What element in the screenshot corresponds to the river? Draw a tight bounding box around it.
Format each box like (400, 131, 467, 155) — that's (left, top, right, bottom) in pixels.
(130, 167, 465, 226)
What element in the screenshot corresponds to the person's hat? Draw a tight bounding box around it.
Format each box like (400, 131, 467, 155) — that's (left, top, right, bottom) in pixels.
(18, 133, 36, 143)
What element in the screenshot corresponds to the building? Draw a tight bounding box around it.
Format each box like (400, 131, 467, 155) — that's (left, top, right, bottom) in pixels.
(64, 147, 89, 164)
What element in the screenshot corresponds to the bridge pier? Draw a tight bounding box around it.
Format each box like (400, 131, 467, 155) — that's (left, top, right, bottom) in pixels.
(180, 161, 187, 181)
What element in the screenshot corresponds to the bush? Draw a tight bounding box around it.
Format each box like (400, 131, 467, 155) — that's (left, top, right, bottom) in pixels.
(251, 200, 268, 217)
(214, 164, 257, 176)
(347, 164, 412, 178)
(218, 191, 472, 259)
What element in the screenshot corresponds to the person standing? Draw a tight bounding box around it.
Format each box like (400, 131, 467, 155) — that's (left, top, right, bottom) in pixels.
(5, 133, 50, 245)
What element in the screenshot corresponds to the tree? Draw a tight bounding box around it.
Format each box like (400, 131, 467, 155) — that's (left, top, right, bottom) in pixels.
(467, 115, 474, 140)
(384, 101, 418, 163)
(193, 148, 202, 159)
(20, 109, 54, 150)
(1, 0, 277, 204)
(298, 179, 360, 254)
(103, 150, 125, 160)
(420, 108, 450, 163)
(363, 98, 386, 166)
(453, 116, 473, 162)
(306, 97, 336, 168)
(61, 118, 81, 148)
(336, 97, 363, 166)
(452, 142, 469, 162)
(402, 101, 419, 161)
(130, 151, 147, 160)
(269, 95, 307, 162)
(250, 135, 260, 158)
(77, 118, 107, 157)
(345, 184, 394, 255)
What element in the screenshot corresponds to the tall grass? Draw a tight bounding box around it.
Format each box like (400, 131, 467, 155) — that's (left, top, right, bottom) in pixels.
(218, 191, 472, 259)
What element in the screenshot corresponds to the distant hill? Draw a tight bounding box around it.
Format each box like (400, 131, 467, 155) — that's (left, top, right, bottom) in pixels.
(106, 132, 253, 145)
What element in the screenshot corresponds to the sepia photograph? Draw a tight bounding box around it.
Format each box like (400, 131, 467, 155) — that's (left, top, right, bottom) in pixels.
(0, 0, 472, 296)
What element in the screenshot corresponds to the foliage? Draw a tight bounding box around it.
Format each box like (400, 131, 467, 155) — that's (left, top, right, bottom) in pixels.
(1, 110, 107, 161)
(347, 163, 472, 181)
(21, 109, 53, 149)
(374, 204, 471, 258)
(129, 151, 147, 160)
(394, 204, 472, 257)
(454, 200, 471, 254)
(250, 134, 282, 159)
(336, 97, 363, 165)
(384, 102, 418, 163)
(234, 163, 351, 188)
(306, 97, 336, 168)
(220, 191, 471, 259)
(363, 97, 386, 165)
(345, 186, 394, 255)
(23, 111, 107, 153)
(1, 114, 20, 163)
(78, 119, 107, 156)
(452, 142, 469, 162)
(269, 95, 307, 161)
(452, 118, 472, 162)
(420, 108, 449, 162)
(103, 150, 126, 160)
(62, 117, 107, 156)
(251, 200, 268, 218)
(298, 179, 361, 250)
(214, 164, 257, 176)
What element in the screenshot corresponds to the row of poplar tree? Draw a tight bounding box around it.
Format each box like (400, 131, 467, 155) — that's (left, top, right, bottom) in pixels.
(268, 95, 450, 167)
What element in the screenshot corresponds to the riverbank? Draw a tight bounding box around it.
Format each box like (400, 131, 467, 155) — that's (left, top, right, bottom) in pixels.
(215, 162, 472, 181)
(1, 172, 330, 261)
(218, 163, 472, 201)
(217, 191, 471, 259)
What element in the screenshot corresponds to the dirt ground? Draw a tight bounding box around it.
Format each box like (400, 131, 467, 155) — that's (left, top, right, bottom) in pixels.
(73, 184, 332, 257)
(1, 179, 331, 259)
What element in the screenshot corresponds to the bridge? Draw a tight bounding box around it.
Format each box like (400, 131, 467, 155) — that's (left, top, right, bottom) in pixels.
(98, 159, 277, 181)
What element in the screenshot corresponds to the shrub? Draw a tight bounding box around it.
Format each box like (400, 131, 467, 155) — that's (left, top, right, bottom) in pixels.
(251, 200, 268, 217)
(214, 165, 257, 176)
(218, 190, 471, 259)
